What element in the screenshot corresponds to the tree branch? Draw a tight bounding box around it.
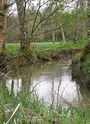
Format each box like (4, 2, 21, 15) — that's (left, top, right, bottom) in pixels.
(6, 2, 15, 9)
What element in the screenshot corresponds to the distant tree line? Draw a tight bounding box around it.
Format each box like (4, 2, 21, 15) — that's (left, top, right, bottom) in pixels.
(6, 0, 90, 43)
(0, 0, 90, 55)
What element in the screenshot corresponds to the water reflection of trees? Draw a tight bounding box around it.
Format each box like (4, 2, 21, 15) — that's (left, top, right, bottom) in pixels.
(0, 76, 12, 104)
(6, 61, 77, 107)
(4, 60, 90, 109)
(5, 66, 33, 96)
(74, 78, 90, 108)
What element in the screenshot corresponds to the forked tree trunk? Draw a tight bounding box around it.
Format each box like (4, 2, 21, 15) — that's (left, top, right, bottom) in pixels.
(0, 0, 7, 53)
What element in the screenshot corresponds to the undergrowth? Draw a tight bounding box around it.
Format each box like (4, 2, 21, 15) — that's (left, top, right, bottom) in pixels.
(0, 79, 90, 124)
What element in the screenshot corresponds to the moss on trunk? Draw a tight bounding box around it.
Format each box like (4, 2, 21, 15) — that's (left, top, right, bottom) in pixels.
(0, 51, 6, 72)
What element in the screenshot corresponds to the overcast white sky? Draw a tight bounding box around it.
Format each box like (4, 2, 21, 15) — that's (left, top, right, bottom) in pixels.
(9, 0, 47, 15)
(8, 0, 76, 16)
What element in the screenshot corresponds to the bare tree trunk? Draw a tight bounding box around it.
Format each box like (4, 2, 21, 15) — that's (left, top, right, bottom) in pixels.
(15, 0, 29, 51)
(0, 0, 7, 52)
(61, 24, 66, 43)
(80, 0, 90, 62)
(80, 0, 87, 35)
(75, 0, 79, 40)
(52, 31, 55, 44)
(79, 0, 84, 7)
(0, 0, 7, 72)
(82, 19, 87, 35)
(56, 33, 57, 41)
(75, 0, 87, 40)
(87, 0, 90, 37)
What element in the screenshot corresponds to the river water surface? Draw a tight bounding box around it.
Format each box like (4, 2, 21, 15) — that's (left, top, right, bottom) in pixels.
(6, 60, 90, 107)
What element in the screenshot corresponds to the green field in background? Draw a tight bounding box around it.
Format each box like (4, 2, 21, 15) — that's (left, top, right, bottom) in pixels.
(5, 42, 85, 53)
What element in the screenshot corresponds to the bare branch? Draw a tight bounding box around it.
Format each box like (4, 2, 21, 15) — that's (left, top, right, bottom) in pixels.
(6, 1, 15, 9)
(31, 0, 57, 35)
(32, 7, 58, 34)
(31, 0, 51, 35)
(31, 0, 42, 35)
(34, 21, 69, 37)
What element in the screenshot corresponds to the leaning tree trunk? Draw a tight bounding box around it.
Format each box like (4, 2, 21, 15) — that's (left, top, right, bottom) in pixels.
(0, 0, 7, 52)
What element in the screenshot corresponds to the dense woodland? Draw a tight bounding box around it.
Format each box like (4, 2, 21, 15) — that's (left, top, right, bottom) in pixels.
(0, 0, 90, 50)
(6, 0, 90, 43)
(0, 0, 90, 65)
(0, 0, 90, 64)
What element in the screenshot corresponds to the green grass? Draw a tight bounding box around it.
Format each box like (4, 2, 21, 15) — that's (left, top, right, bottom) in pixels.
(0, 81, 90, 124)
(5, 42, 86, 53)
(5, 43, 20, 53)
(36, 42, 85, 51)
(3, 42, 90, 123)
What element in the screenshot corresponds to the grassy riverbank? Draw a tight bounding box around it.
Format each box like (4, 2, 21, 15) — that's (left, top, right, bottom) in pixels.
(5, 42, 85, 53)
(72, 51, 90, 85)
(1, 42, 90, 124)
(5, 42, 86, 64)
(1, 83, 90, 124)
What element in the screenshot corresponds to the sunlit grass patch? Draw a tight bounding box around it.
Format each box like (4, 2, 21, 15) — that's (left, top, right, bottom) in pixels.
(35, 42, 85, 51)
(5, 43, 20, 53)
(5, 41, 85, 53)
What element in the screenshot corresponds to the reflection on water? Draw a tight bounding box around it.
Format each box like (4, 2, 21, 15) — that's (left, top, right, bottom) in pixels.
(30, 60, 81, 106)
(5, 60, 90, 107)
(6, 79, 22, 96)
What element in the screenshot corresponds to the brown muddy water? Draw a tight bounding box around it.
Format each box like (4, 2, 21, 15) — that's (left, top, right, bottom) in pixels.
(6, 60, 90, 108)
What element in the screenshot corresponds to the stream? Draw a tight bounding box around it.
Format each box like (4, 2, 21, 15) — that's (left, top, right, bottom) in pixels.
(6, 60, 90, 107)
